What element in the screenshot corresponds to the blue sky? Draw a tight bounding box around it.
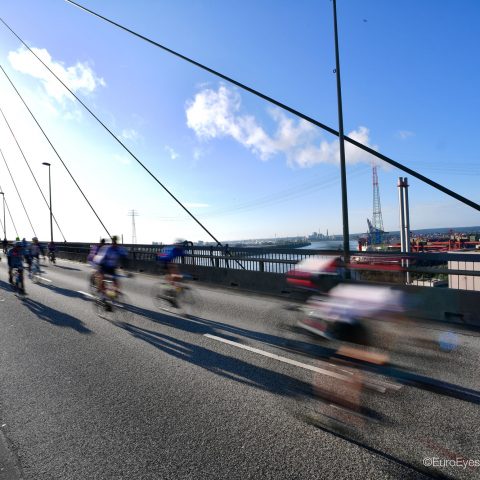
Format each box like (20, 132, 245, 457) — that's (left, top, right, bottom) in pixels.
(0, 0, 478, 243)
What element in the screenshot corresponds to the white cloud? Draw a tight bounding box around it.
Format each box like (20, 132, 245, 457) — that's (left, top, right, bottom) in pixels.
(397, 130, 414, 140)
(120, 128, 140, 141)
(8, 46, 106, 104)
(186, 85, 376, 167)
(164, 145, 179, 160)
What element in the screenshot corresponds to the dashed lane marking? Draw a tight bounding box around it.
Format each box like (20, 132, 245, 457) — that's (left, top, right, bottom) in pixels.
(77, 290, 95, 298)
(204, 333, 400, 393)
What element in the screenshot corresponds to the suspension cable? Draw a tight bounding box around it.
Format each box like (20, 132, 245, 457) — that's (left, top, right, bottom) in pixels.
(59, 2, 480, 213)
(0, 183, 19, 238)
(0, 106, 67, 241)
(0, 147, 37, 237)
(0, 66, 111, 240)
(0, 21, 246, 268)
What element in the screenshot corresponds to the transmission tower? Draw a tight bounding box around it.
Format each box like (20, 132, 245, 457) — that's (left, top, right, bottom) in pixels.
(128, 209, 139, 244)
(371, 163, 384, 244)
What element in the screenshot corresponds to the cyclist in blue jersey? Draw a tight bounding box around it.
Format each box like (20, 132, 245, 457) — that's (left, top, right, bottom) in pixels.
(47, 242, 56, 263)
(88, 239, 106, 265)
(28, 237, 44, 277)
(156, 240, 186, 281)
(93, 236, 129, 294)
(7, 241, 26, 294)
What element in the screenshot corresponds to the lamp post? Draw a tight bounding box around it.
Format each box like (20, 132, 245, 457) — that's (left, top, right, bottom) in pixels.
(332, 0, 350, 263)
(42, 162, 53, 244)
(0, 192, 5, 241)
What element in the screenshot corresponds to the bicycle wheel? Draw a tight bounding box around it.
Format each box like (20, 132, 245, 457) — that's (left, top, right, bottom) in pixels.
(89, 272, 98, 295)
(152, 282, 177, 312)
(177, 286, 197, 317)
(93, 297, 115, 321)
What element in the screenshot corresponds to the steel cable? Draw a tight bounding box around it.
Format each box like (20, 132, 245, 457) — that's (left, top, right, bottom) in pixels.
(60, 1, 480, 213)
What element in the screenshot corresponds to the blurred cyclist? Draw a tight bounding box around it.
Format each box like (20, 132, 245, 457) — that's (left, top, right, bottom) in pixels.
(23, 238, 33, 272)
(88, 239, 106, 264)
(93, 236, 129, 294)
(48, 242, 56, 263)
(308, 284, 402, 428)
(156, 239, 186, 282)
(7, 241, 26, 294)
(28, 237, 43, 277)
(286, 255, 345, 303)
(87, 239, 106, 291)
(88, 238, 106, 263)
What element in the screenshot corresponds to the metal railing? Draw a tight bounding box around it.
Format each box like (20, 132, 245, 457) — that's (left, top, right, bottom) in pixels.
(54, 242, 480, 291)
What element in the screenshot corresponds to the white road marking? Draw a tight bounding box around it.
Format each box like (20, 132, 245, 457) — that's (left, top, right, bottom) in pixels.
(204, 333, 401, 392)
(78, 290, 95, 298)
(37, 276, 52, 283)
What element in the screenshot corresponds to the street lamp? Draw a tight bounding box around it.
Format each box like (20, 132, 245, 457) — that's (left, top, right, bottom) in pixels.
(332, 0, 350, 262)
(42, 162, 53, 244)
(0, 192, 5, 241)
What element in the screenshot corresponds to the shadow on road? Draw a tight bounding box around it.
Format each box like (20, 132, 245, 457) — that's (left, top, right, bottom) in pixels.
(49, 264, 82, 272)
(22, 297, 92, 334)
(0, 279, 13, 292)
(38, 283, 90, 300)
(124, 302, 334, 360)
(116, 321, 313, 399)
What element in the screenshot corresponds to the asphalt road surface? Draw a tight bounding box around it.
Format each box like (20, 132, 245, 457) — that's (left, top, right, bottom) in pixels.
(0, 256, 478, 479)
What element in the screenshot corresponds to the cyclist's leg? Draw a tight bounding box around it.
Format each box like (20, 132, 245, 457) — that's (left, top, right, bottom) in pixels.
(90, 269, 98, 289)
(18, 268, 25, 293)
(97, 266, 106, 293)
(112, 268, 120, 292)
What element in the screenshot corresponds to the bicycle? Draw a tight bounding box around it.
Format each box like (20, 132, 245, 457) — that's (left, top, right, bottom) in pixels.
(89, 269, 101, 294)
(29, 257, 42, 284)
(93, 275, 132, 322)
(48, 251, 56, 264)
(152, 274, 196, 317)
(11, 267, 26, 296)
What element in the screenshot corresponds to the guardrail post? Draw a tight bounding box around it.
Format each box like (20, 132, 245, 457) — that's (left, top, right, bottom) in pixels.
(210, 246, 214, 267)
(225, 244, 230, 268)
(259, 261, 265, 272)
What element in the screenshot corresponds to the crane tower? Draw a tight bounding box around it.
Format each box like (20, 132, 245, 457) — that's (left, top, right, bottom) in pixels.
(367, 164, 384, 245)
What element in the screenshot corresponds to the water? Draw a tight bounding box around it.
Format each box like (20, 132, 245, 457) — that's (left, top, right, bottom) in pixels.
(301, 240, 359, 252)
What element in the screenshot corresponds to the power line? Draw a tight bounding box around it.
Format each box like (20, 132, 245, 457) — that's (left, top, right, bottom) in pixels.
(0, 21, 245, 269)
(0, 66, 110, 240)
(199, 167, 370, 219)
(0, 147, 37, 237)
(0, 105, 66, 241)
(60, 1, 480, 214)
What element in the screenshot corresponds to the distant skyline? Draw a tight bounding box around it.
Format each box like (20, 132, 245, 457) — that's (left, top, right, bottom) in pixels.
(0, 1, 479, 243)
